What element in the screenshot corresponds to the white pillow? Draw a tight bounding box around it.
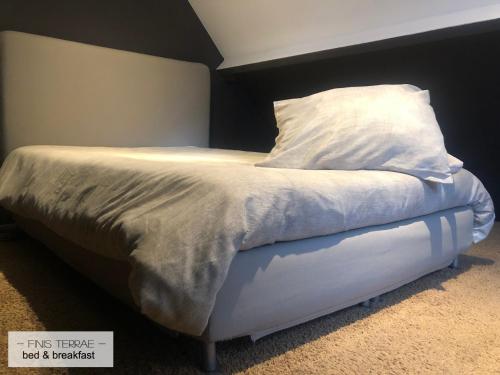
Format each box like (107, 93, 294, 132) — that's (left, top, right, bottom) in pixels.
(256, 84, 452, 183)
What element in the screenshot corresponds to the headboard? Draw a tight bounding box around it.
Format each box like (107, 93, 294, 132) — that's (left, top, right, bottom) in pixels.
(0, 31, 210, 158)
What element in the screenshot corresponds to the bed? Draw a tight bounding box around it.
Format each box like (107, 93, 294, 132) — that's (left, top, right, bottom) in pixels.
(0, 146, 494, 371)
(0, 32, 495, 372)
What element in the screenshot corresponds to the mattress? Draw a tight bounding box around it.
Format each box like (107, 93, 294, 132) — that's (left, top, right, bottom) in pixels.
(0, 146, 494, 336)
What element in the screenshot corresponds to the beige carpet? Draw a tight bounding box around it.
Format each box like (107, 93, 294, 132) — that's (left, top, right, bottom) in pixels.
(1, 225, 499, 375)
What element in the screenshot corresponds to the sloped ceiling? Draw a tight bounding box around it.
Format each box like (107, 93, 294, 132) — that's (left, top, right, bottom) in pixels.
(189, 0, 500, 69)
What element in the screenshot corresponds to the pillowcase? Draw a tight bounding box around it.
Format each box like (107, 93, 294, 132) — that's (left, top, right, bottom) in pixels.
(448, 154, 463, 174)
(256, 84, 452, 183)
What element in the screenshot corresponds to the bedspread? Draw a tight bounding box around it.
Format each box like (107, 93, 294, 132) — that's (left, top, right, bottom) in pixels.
(0, 146, 494, 335)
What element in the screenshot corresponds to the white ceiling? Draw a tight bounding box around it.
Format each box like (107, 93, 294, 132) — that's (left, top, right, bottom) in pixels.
(189, 0, 500, 69)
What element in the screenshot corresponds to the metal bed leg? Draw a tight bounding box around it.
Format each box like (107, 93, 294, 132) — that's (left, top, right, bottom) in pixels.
(0, 223, 21, 240)
(370, 295, 380, 304)
(201, 341, 217, 373)
(360, 295, 381, 308)
(360, 300, 371, 308)
(449, 257, 459, 269)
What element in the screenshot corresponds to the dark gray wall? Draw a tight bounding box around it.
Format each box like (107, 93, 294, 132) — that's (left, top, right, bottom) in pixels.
(0, 0, 222, 69)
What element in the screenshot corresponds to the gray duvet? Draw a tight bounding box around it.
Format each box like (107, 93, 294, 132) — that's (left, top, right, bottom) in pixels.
(0, 146, 494, 335)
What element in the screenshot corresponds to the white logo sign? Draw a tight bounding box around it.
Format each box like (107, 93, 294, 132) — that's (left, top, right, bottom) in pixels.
(8, 331, 113, 367)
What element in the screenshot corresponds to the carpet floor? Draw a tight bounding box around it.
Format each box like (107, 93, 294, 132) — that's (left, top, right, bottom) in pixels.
(0, 225, 499, 374)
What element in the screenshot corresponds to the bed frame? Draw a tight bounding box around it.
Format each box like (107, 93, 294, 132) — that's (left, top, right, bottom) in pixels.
(14, 206, 473, 372)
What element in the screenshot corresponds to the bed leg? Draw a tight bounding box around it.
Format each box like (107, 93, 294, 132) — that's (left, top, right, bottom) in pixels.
(201, 341, 217, 373)
(0, 223, 21, 240)
(370, 295, 380, 303)
(449, 257, 459, 269)
(360, 300, 371, 308)
(361, 295, 381, 308)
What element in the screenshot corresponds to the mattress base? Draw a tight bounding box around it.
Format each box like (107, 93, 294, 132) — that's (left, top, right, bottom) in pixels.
(14, 206, 473, 343)
(205, 206, 473, 341)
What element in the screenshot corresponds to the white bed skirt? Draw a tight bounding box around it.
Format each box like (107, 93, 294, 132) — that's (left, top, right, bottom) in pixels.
(205, 206, 473, 342)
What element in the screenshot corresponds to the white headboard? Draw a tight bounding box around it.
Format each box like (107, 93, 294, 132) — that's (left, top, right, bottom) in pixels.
(0, 31, 210, 157)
